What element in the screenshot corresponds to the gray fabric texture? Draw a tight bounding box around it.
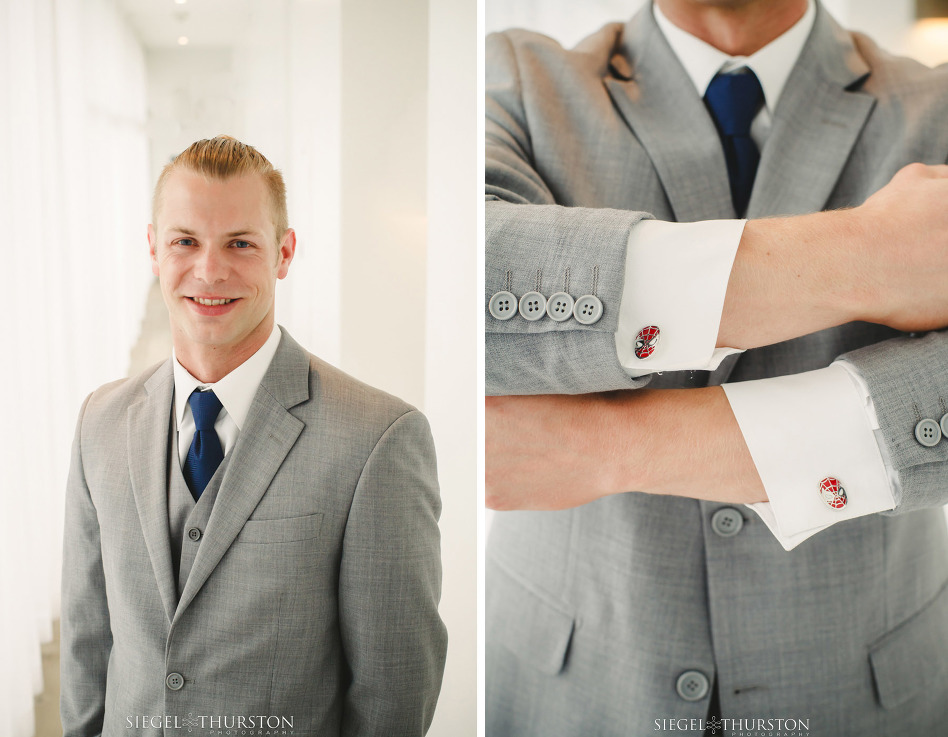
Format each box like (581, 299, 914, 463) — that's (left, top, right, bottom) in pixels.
(485, 3, 948, 735)
(168, 434, 228, 596)
(60, 328, 447, 736)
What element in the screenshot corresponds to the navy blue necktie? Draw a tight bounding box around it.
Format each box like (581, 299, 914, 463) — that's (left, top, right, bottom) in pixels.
(704, 69, 765, 217)
(183, 389, 224, 501)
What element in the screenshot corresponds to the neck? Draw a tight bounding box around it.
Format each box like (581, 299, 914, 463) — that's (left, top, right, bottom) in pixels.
(174, 319, 273, 384)
(655, 0, 808, 56)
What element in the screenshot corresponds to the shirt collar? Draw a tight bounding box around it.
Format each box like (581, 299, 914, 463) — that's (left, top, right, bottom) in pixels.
(173, 324, 282, 431)
(652, 0, 816, 114)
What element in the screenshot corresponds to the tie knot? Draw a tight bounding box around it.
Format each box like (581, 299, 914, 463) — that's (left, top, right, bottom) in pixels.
(189, 389, 223, 431)
(704, 69, 764, 137)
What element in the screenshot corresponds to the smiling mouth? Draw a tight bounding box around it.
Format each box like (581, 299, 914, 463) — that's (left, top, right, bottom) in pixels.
(189, 297, 236, 306)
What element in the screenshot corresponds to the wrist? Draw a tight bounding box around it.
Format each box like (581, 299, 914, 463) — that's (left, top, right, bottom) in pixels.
(823, 206, 883, 325)
(608, 387, 765, 503)
(603, 389, 680, 496)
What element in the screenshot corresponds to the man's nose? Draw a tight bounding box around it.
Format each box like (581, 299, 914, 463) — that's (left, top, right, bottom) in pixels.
(192, 247, 228, 282)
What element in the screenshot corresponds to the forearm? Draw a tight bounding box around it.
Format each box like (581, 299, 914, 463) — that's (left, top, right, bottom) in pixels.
(615, 387, 765, 502)
(719, 163, 948, 349)
(717, 211, 862, 349)
(485, 387, 765, 510)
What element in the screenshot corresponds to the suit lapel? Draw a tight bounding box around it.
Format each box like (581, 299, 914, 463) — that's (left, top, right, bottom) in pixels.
(747, 4, 874, 218)
(173, 329, 310, 621)
(604, 8, 735, 222)
(128, 361, 178, 623)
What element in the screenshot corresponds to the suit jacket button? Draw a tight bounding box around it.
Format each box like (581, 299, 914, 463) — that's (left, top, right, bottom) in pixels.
(675, 670, 709, 702)
(488, 291, 517, 320)
(941, 414, 948, 438)
(518, 291, 547, 321)
(545, 292, 574, 321)
(166, 672, 185, 691)
(187, 527, 202, 541)
(711, 507, 744, 537)
(572, 295, 603, 325)
(915, 418, 942, 447)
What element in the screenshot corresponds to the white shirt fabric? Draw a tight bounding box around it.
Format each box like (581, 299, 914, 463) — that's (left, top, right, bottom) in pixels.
(615, 0, 897, 550)
(172, 324, 282, 467)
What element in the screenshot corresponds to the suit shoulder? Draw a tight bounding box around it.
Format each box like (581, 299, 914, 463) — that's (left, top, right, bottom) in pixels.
(79, 360, 169, 429)
(304, 353, 424, 431)
(488, 22, 626, 80)
(853, 31, 948, 100)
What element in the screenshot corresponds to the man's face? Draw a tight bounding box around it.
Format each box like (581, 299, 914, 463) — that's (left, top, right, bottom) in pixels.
(148, 170, 294, 360)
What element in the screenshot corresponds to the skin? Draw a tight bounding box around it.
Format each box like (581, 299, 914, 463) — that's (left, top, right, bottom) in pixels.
(148, 170, 296, 383)
(486, 389, 763, 511)
(655, 0, 808, 56)
(718, 163, 948, 349)
(485, 0, 948, 517)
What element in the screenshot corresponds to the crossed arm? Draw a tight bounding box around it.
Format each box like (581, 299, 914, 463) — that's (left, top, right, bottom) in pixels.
(486, 164, 948, 512)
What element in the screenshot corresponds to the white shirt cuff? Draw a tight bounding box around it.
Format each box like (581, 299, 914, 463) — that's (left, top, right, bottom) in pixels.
(615, 219, 746, 376)
(722, 363, 897, 551)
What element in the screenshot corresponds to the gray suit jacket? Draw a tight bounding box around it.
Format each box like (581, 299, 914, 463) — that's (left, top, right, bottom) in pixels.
(486, 4, 948, 735)
(61, 328, 447, 736)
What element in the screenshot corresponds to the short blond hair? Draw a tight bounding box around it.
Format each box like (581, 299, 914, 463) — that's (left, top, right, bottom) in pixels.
(153, 135, 288, 241)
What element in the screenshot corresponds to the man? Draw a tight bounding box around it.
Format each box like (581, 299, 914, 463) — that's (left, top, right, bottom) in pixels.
(485, 1, 948, 734)
(61, 136, 447, 736)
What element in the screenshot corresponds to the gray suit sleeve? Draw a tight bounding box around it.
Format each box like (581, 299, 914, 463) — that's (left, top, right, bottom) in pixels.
(486, 31, 650, 396)
(840, 331, 948, 513)
(60, 394, 112, 737)
(839, 143, 948, 515)
(338, 410, 447, 737)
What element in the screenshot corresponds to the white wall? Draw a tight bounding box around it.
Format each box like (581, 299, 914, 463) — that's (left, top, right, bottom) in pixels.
(339, 0, 430, 408)
(425, 0, 478, 733)
(823, 0, 948, 65)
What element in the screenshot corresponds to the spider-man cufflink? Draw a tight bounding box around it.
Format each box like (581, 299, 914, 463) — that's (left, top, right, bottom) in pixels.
(819, 477, 847, 510)
(634, 325, 660, 359)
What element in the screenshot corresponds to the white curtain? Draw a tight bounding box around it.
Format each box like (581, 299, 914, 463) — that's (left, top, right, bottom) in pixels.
(0, 0, 150, 732)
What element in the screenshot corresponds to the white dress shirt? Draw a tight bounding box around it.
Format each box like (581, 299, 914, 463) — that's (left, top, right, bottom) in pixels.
(172, 324, 282, 467)
(615, 0, 897, 550)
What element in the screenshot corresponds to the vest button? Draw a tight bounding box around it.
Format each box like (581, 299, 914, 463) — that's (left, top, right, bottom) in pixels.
(166, 672, 184, 691)
(187, 527, 202, 541)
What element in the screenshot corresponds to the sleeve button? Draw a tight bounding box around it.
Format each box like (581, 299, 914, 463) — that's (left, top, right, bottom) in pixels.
(545, 292, 574, 322)
(915, 419, 942, 448)
(488, 291, 517, 321)
(572, 295, 603, 325)
(518, 291, 547, 321)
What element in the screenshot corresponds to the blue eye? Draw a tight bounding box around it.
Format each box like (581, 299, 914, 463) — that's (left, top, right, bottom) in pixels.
(176, 238, 195, 246)
(233, 240, 252, 249)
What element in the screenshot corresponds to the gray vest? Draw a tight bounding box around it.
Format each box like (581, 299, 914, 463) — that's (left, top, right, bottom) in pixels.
(167, 415, 230, 600)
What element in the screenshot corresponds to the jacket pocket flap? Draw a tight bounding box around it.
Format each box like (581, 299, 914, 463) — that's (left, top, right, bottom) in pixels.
(487, 558, 574, 675)
(236, 512, 323, 544)
(869, 579, 948, 709)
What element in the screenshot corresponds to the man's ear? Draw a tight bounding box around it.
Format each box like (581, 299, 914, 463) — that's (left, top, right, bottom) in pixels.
(148, 224, 159, 277)
(277, 228, 297, 279)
